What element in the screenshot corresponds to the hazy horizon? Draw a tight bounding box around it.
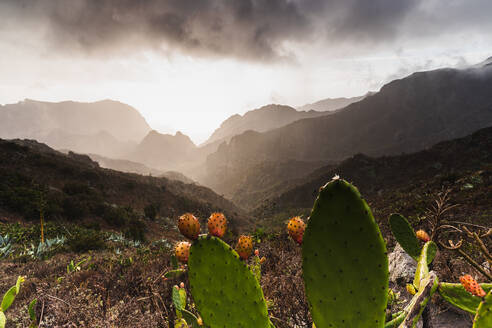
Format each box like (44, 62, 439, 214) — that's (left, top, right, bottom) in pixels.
(1, 0, 492, 143)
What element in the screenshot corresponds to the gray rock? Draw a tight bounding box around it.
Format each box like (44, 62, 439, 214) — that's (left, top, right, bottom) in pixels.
(389, 243, 417, 286)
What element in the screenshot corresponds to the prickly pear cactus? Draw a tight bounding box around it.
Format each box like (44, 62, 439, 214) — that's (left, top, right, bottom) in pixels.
(188, 236, 271, 328)
(413, 241, 436, 289)
(389, 214, 421, 261)
(439, 283, 492, 314)
(302, 178, 388, 328)
(473, 290, 492, 328)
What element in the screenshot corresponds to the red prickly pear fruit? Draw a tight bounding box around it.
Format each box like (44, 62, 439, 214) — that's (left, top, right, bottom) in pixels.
(254, 249, 259, 257)
(178, 213, 200, 240)
(416, 230, 430, 242)
(287, 216, 305, 244)
(175, 241, 191, 263)
(180, 282, 185, 289)
(460, 274, 486, 297)
(207, 212, 227, 238)
(236, 235, 253, 260)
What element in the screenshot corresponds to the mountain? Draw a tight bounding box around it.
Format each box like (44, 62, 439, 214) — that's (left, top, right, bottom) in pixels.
(130, 130, 197, 171)
(202, 104, 329, 146)
(253, 126, 492, 229)
(296, 93, 369, 112)
(0, 138, 251, 232)
(0, 99, 151, 156)
(204, 62, 492, 202)
(87, 153, 164, 176)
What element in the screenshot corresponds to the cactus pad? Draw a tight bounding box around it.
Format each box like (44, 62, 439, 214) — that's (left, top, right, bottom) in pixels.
(439, 283, 492, 314)
(389, 214, 421, 261)
(473, 289, 492, 328)
(188, 236, 271, 328)
(302, 179, 388, 328)
(413, 241, 436, 289)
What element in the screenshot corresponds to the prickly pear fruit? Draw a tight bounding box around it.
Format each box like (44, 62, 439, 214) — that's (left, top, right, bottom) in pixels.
(175, 241, 191, 263)
(178, 213, 200, 240)
(207, 212, 227, 238)
(236, 235, 253, 260)
(287, 216, 305, 244)
(460, 275, 486, 297)
(416, 230, 430, 242)
(407, 283, 417, 295)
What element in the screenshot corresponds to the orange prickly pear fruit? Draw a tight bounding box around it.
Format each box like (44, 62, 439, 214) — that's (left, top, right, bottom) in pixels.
(178, 213, 200, 240)
(207, 212, 227, 238)
(460, 274, 486, 297)
(175, 241, 191, 263)
(287, 216, 305, 244)
(416, 230, 430, 242)
(236, 235, 253, 260)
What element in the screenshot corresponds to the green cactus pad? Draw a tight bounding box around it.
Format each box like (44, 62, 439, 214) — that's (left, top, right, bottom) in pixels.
(413, 241, 436, 289)
(302, 179, 388, 328)
(439, 283, 492, 314)
(473, 290, 492, 328)
(389, 214, 421, 261)
(188, 236, 271, 328)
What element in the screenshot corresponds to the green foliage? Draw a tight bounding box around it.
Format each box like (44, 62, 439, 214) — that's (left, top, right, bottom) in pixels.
(188, 236, 271, 328)
(413, 241, 436, 290)
(0, 276, 24, 328)
(302, 178, 388, 328)
(473, 290, 492, 328)
(389, 214, 421, 260)
(399, 272, 439, 328)
(164, 269, 186, 280)
(439, 283, 492, 314)
(0, 235, 13, 258)
(67, 257, 90, 274)
(144, 203, 160, 220)
(24, 237, 66, 259)
(124, 217, 146, 242)
(28, 298, 38, 328)
(67, 230, 105, 253)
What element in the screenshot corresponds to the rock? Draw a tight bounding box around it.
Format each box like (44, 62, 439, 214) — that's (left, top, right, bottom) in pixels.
(389, 243, 417, 286)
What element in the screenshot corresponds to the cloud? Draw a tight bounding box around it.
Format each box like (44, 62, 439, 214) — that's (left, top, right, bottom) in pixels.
(1, 0, 492, 62)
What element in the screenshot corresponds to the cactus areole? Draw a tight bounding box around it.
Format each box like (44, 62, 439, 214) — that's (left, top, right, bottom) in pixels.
(302, 178, 389, 328)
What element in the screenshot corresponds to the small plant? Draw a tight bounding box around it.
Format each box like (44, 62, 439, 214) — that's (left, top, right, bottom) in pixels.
(0, 276, 24, 328)
(67, 257, 90, 274)
(172, 284, 202, 327)
(0, 235, 13, 258)
(28, 299, 38, 328)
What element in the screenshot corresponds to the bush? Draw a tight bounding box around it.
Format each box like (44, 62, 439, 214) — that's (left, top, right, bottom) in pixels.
(62, 197, 86, 221)
(102, 206, 128, 227)
(124, 217, 146, 242)
(144, 203, 160, 220)
(67, 231, 106, 253)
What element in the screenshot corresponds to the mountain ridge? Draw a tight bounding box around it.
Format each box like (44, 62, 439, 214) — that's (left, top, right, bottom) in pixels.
(203, 62, 492, 201)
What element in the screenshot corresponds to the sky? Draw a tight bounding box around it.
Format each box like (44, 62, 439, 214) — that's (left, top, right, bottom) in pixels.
(1, 1, 492, 144)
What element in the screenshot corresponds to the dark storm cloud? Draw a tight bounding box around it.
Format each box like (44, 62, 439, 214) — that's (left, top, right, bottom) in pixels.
(1, 0, 491, 61)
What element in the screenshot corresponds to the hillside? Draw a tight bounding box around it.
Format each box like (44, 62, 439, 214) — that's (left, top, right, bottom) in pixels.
(253, 126, 492, 232)
(205, 62, 492, 201)
(0, 138, 251, 234)
(203, 104, 329, 146)
(0, 99, 151, 157)
(296, 93, 368, 112)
